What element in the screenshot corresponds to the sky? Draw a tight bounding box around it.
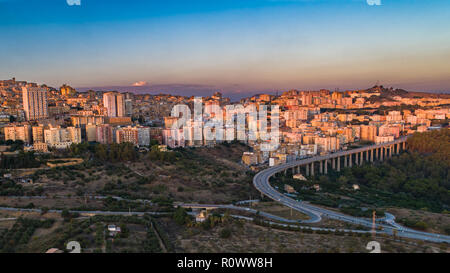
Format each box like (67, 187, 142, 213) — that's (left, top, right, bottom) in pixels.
(0, 0, 450, 98)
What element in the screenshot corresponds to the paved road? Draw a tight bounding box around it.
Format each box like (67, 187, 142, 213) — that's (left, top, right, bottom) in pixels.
(234, 199, 260, 205)
(253, 139, 450, 243)
(0, 218, 17, 222)
(0, 207, 168, 216)
(179, 203, 318, 223)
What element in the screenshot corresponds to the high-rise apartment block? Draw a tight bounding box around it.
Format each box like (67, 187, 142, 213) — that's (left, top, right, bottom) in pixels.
(103, 92, 125, 117)
(22, 86, 48, 120)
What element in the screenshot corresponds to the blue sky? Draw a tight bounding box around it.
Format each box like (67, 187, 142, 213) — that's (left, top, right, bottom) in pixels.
(0, 0, 449, 96)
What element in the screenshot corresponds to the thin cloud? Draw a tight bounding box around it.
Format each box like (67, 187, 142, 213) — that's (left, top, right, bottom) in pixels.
(132, 81, 148, 87)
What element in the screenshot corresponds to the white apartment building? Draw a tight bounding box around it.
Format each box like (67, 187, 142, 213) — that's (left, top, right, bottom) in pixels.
(44, 127, 81, 149)
(4, 124, 32, 144)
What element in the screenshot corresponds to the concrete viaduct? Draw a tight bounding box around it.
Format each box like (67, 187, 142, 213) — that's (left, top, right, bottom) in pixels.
(279, 137, 408, 178)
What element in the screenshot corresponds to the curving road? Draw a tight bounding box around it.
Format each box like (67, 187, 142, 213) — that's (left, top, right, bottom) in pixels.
(253, 139, 450, 243)
(0, 206, 168, 216)
(179, 203, 318, 224)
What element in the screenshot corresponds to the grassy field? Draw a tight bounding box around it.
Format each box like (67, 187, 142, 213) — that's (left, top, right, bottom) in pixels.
(0, 209, 448, 253)
(0, 212, 164, 253)
(157, 217, 448, 253)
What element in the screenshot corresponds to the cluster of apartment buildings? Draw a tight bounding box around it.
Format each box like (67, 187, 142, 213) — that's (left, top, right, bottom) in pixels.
(1, 80, 156, 152)
(1, 78, 449, 160)
(239, 90, 449, 167)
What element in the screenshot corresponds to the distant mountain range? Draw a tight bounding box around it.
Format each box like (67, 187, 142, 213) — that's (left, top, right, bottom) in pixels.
(73, 83, 449, 101)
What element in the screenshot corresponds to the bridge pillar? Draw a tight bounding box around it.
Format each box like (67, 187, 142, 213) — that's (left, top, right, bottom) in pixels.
(344, 156, 347, 168)
(366, 150, 369, 161)
(311, 162, 314, 176)
(360, 151, 363, 165)
(324, 159, 328, 174)
(319, 161, 323, 174)
(297, 165, 301, 174)
(389, 145, 393, 157)
(376, 148, 379, 160)
(337, 156, 341, 172)
(349, 155, 352, 167)
(370, 149, 374, 162)
(380, 148, 384, 161)
(306, 164, 309, 176)
(332, 158, 336, 170)
(284, 169, 287, 176)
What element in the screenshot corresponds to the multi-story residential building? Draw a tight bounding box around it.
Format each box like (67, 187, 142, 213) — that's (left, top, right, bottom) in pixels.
(301, 93, 313, 106)
(32, 125, 44, 143)
(387, 111, 402, 122)
(137, 127, 151, 146)
(331, 92, 343, 101)
(162, 128, 185, 148)
(22, 86, 48, 120)
(44, 126, 81, 149)
(67, 127, 82, 144)
(164, 116, 179, 129)
(96, 124, 115, 144)
(85, 124, 97, 142)
(103, 92, 125, 117)
(71, 115, 105, 127)
(315, 136, 340, 153)
(125, 99, 133, 116)
(116, 126, 139, 145)
(150, 127, 163, 144)
(360, 125, 378, 142)
(4, 124, 32, 143)
(375, 135, 394, 144)
(378, 125, 401, 138)
(33, 142, 49, 153)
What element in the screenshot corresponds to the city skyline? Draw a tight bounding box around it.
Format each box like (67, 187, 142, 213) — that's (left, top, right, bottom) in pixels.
(1, 0, 450, 95)
(1, 0, 449, 258)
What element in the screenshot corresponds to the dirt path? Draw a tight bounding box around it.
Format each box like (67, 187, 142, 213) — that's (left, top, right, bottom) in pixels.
(150, 221, 167, 253)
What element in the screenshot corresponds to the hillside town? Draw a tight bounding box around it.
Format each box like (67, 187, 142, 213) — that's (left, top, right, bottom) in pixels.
(1, 78, 448, 170)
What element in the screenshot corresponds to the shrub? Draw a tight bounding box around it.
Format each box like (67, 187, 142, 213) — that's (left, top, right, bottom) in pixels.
(220, 228, 232, 239)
